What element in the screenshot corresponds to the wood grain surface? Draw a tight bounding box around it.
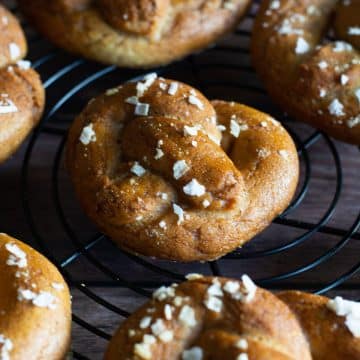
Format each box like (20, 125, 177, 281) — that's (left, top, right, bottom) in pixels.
(0, 1, 359, 359)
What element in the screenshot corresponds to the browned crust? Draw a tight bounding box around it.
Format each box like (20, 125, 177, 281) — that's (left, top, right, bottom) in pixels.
(19, 0, 251, 68)
(0, 233, 71, 360)
(105, 277, 311, 359)
(65, 78, 299, 262)
(251, 0, 360, 145)
(0, 4, 45, 164)
(278, 291, 360, 359)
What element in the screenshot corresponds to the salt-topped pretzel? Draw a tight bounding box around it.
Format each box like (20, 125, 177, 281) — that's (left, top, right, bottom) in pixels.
(105, 275, 360, 360)
(252, 0, 360, 144)
(0, 4, 45, 163)
(279, 291, 360, 359)
(19, 0, 250, 68)
(0, 233, 71, 360)
(66, 75, 299, 261)
(105, 275, 311, 360)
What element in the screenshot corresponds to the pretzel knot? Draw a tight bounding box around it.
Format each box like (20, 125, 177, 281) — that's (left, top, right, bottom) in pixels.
(252, 0, 360, 145)
(19, 0, 250, 68)
(66, 76, 299, 261)
(105, 276, 360, 360)
(0, 5, 44, 163)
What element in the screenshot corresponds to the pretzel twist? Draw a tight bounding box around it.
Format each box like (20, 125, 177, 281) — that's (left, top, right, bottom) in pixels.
(252, 0, 360, 144)
(0, 233, 71, 359)
(105, 276, 360, 359)
(19, 0, 250, 68)
(66, 76, 299, 261)
(0, 4, 45, 163)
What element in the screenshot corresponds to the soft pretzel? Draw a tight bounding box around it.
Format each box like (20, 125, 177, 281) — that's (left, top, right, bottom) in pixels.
(66, 76, 299, 262)
(0, 4, 45, 164)
(19, 0, 250, 68)
(0, 233, 71, 360)
(105, 275, 360, 359)
(252, 0, 360, 144)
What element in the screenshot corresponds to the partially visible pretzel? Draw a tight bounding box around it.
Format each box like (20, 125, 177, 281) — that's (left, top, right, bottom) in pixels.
(0, 233, 71, 360)
(252, 0, 360, 144)
(19, 0, 250, 68)
(66, 75, 299, 261)
(105, 275, 360, 359)
(0, 4, 45, 163)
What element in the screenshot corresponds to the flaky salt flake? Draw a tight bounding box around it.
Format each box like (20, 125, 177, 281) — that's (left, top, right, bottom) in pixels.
(348, 27, 360, 35)
(295, 37, 310, 54)
(202, 199, 210, 208)
(327, 297, 360, 337)
(347, 115, 360, 128)
(153, 286, 175, 301)
(173, 160, 190, 179)
(333, 41, 353, 52)
(173, 204, 185, 225)
(79, 123, 96, 145)
(318, 61, 328, 69)
(185, 273, 204, 281)
(131, 162, 146, 177)
(328, 99, 345, 117)
(241, 274, 257, 303)
(139, 316, 152, 329)
(154, 148, 164, 160)
(159, 330, 173, 342)
(204, 296, 223, 313)
(182, 347, 203, 360)
(9, 43, 20, 60)
(237, 354, 249, 360)
(135, 103, 150, 116)
(105, 88, 119, 96)
(164, 304, 173, 320)
(236, 338, 248, 350)
(168, 82, 179, 96)
(136, 73, 157, 98)
(0, 334, 13, 360)
(188, 95, 204, 110)
(183, 179, 206, 197)
(184, 125, 201, 137)
(159, 221, 167, 229)
(16, 60, 31, 70)
(179, 305, 197, 327)
(341, 74, 349, 85)
(5, 243, 27, 268)
(0, 97, 17, 114)
(223, 280, 240, 294)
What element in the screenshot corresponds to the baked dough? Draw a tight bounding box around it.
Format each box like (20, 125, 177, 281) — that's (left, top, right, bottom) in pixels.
(0, 4, 45, 163)
(105, 275, 360, 359)
(252, 0, 360, 144)
(66, 76, 299, 261)
(0, 233, 71, 360)
(19, 0, 250, 68)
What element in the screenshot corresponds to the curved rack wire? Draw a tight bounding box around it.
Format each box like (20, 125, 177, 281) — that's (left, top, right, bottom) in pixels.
(12, 2, 360, 359)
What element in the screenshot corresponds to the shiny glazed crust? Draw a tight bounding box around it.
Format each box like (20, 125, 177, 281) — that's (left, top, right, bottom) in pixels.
(252, 0, 360, 144)
(66, 77, 299, 262)
(19, 0, 250, 68)
(0, 233, 71, 360)
(0, 4, 45, 163)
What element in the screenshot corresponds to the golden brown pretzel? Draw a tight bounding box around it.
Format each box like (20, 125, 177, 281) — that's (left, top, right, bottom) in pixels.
(105, 275, 360, 359)
(252, 0, 360, 144)
(0, 233, 71, 360)
(66, 76, 299, 262)
(19, 0, 250, 68)
(0, 4, 45, 164)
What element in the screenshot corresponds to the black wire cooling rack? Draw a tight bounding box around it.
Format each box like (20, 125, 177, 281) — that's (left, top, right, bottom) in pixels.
(6, 1, 360, 358)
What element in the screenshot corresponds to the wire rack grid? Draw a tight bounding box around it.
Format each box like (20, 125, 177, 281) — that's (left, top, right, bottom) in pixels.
(6, 1, 360, 359)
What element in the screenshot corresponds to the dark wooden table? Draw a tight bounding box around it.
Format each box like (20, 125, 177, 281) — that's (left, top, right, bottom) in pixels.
(1, 1, 359, 359)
